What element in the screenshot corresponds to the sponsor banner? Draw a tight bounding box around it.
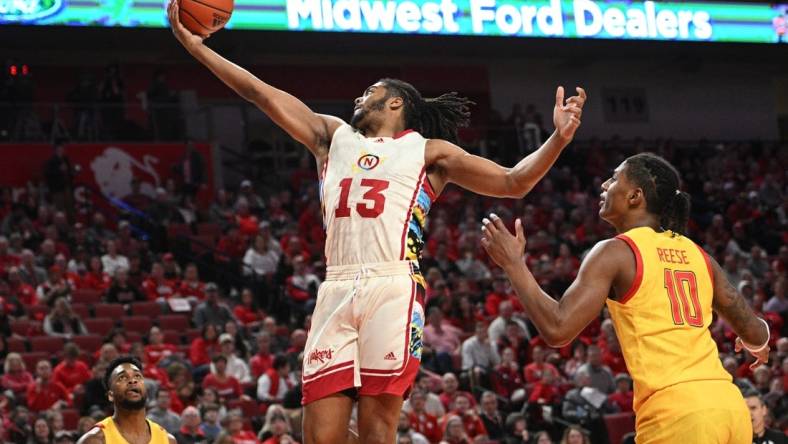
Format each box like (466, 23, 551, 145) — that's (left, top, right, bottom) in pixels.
(0, 142, 214, 217)
(1, 0, 786, 44)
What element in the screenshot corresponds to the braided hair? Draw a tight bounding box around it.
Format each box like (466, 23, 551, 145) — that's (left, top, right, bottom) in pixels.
(623, 152, 691, 235)
(378, 78, 474, 144)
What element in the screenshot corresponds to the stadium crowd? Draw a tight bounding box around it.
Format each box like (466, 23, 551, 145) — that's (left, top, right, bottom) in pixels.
(0, 137, 785, 444)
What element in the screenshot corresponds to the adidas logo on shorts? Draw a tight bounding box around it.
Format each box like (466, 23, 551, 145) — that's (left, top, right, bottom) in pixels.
(384, 352, 396, 361)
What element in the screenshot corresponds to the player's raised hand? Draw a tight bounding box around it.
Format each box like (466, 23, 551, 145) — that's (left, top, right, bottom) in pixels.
(481, 214, 526, 271)
(167, 0, 206, 50)
(553, 86, 586, 142)
(734, 337, 770, 370)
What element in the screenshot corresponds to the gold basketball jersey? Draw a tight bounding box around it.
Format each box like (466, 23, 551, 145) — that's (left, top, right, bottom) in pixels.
(605, 226, 731, 413)
(94, 417, 169, 444)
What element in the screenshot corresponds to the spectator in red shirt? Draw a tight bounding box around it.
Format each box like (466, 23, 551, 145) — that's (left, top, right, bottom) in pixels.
(601, 336, 627, 375)
(189, 324, 220, 368)
(178, 263, 206, 302)
(54, 253, 81, 290)
(441, 394, 487, 441)
(201, 355, 243, 401)
(145, 326, 178, 367)
(408, 389, 442, 444)
(608, 373, 634, 413)
(225, 412, 260, 444)
(52, 343, 91, 392)
(484, 277, 512, 317)
(523, 345, 561, 385)
(285, 255, 320, 314)
(234, 288, 265, 329)
(142, 262, 178, 301)
(249, 331, 274, 380)
(256, 355, 293, 403)
(128, 342, 174, 396)
(528, 368, 561, 405)
(105, 329, 133, 356)
(80, 257, 111, 293)
(438, 373, 475, 412)
(492, 348, 524, 404)
(235, 198, 260, 238)
(7, 266, 36, 306)
(1, 353, 34, 398)
(215, 225, 247, 264)
(26, 359, 69, 412)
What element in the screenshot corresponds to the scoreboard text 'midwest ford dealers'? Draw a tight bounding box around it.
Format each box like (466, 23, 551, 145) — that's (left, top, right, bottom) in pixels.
(286, 0, 716, 40)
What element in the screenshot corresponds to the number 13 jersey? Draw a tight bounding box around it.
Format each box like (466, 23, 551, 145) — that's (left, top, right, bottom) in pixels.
(321, 124, 435, 267)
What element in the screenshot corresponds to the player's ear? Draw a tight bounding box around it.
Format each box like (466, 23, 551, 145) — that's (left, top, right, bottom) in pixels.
(628, 187, 644, 207)
(107, 389, 114, 402)
(388, 96, 404, 111)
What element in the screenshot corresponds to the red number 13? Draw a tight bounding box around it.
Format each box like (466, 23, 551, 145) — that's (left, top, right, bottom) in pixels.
(335, 178, 389, 219)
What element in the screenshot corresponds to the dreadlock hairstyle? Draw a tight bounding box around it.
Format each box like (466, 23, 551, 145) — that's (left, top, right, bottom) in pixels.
(378, 78, 474, 144)
(623, 152, 691, 235)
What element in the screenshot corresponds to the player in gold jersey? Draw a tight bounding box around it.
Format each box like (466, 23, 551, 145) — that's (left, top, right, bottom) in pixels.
(481, 152, 770, 444)
(77, 357, 176, 444)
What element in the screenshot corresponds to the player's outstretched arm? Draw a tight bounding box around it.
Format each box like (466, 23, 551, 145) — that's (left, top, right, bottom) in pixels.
(76, 428, 105, 444)
(480, 214, 619, 347)
(709, 256, 770, 368)
(167, 1, 341, 157)
(427, 87, 585, 197)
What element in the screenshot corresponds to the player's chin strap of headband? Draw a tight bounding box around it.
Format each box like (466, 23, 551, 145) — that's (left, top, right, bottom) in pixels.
(741, 317, 770, 353)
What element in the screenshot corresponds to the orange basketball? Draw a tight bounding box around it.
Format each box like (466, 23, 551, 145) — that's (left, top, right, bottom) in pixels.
(179, 0, 234, 37)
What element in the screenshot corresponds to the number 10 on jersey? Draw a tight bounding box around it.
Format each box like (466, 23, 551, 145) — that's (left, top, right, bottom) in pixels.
(664, 269, 704, 327)
(335, 178, 390, 219)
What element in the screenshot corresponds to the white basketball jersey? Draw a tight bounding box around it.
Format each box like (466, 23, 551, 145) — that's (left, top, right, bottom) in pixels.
(320, 124, 435, 266)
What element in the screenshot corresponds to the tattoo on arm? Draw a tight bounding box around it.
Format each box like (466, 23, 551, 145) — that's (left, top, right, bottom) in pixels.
(711, 257, 768, 346)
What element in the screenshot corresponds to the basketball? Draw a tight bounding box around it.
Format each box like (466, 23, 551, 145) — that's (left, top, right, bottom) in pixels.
(178, 0, 234, 37)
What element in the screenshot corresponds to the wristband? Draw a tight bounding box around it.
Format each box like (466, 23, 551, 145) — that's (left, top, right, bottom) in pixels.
(742, 318, 770, 353)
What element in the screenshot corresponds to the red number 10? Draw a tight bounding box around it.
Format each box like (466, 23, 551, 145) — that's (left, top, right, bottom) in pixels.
(664, 269, 704, 327)
(335, 178, 389, 219)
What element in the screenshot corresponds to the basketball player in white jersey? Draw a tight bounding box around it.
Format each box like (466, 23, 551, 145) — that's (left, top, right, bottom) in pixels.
(168, 3, 585, 443)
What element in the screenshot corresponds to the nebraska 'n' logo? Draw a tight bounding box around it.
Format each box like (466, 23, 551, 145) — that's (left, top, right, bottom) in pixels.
(357, 154, 380, 171)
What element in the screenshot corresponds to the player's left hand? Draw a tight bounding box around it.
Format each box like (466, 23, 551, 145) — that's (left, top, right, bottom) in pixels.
(481, 214, 526, 271)
(735, 337, 770, 369)
(167, 0, 208, 50)
(553, 86, 586, 141)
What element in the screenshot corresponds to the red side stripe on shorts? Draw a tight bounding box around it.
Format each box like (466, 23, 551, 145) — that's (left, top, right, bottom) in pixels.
(303, 360, 354, 382)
